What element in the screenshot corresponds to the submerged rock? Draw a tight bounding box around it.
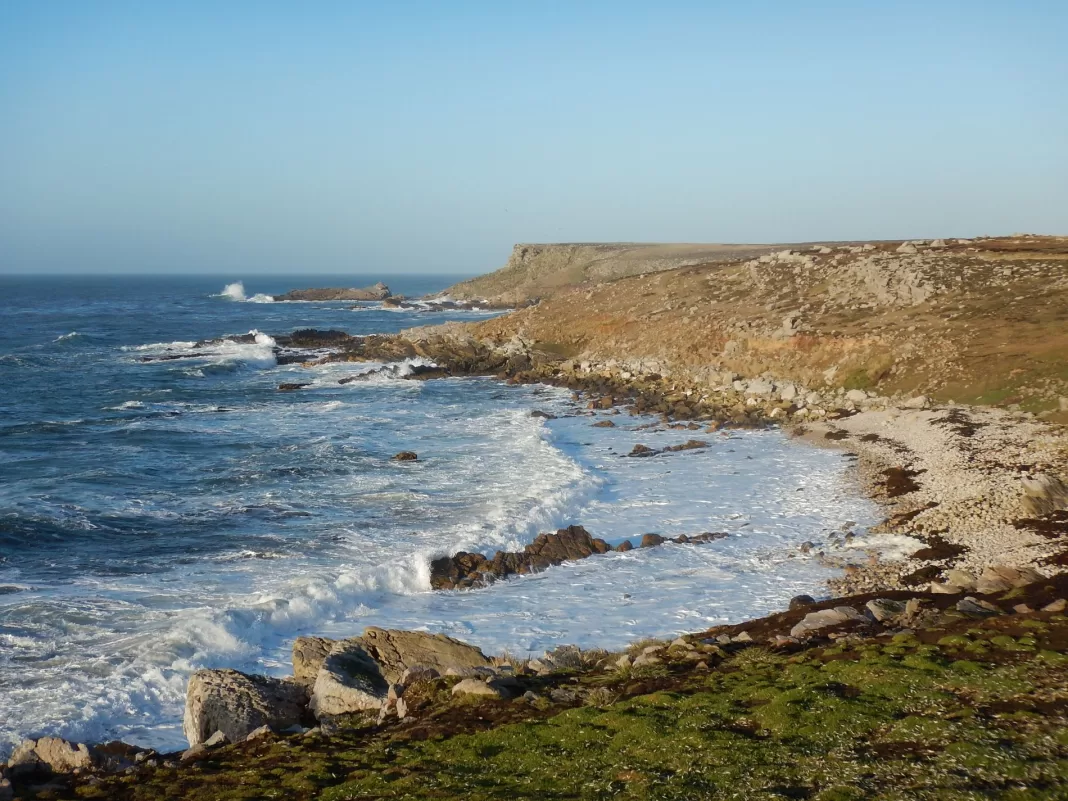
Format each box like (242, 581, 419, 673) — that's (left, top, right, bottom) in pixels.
(391, 451, 419, 462)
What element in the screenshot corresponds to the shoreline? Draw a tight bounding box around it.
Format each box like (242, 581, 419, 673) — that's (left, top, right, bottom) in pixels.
(7, 303, 1068, 796)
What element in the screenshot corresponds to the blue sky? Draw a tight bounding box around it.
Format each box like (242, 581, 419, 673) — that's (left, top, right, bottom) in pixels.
(0, 1, 1065, 274)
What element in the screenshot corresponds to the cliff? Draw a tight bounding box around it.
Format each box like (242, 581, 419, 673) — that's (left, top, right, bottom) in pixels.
(443, 242, 787, 304)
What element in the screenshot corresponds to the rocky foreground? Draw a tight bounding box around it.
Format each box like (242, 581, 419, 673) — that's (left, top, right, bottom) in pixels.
(7, 573, 1068, 799)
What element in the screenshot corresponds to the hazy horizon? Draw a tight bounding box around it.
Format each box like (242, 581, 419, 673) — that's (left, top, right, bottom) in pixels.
(2, 1, 1066, 275)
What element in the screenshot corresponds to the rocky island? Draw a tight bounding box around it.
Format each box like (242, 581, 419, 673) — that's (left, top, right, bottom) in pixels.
(273, 282, 393, 302)
(6, 234, 1068, 800)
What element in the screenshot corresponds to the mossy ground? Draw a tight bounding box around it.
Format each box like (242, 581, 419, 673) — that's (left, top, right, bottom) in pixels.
(55, 604, 1068, 801)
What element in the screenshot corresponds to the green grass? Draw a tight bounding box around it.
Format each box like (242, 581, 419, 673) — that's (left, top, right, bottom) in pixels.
(74, 615, 1068, 801)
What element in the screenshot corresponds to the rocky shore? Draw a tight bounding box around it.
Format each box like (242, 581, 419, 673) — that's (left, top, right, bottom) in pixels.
(6, 235, 1068, 799)
(8, 572, 1068, 799)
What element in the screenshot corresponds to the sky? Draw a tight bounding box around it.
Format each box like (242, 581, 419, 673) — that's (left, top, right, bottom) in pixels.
(0, 1, 1065, 275)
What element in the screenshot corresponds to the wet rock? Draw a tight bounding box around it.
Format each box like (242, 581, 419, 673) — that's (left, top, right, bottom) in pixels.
(628, 443, 658, 457)
(293, 636, 336, 682)
(391, 451, 418, 461)
(278, 383, 311, 391)
(662, 439, 708, 452)
(592, 419, 616, 427)
(429, 525, 611, 589)
(0, 777, 11, 801)
(640, 533, 665, 548)
(615, 539, 634, 552)
(530, 410, 556, 419)
(183, 669, 309, 747)
(789, 594, 816, 611)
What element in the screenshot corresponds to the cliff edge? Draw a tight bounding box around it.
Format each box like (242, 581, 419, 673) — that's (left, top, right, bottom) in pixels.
(443, 242, 783, 304)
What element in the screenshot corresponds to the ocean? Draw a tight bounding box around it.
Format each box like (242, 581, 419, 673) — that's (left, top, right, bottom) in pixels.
(0, 275, 891, 754)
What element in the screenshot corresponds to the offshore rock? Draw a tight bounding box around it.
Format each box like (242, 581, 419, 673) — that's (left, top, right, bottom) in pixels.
(430, 527, 726, 590)
(429, 526, 611, 590)
(274, 283, 391, 302)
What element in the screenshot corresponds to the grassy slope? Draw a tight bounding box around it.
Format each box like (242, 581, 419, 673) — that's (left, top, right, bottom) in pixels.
(69, 589, 1068, 801)
(469, 236, 1068, 423)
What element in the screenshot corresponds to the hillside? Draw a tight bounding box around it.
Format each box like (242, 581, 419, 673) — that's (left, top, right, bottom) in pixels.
(467, 235, 1068, 422)
(443, 242, 789, 304)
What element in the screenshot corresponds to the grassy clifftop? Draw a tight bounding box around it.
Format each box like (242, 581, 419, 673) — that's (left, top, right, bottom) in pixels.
(444, 243, 783, 305)
(468, 235, 1068, 422)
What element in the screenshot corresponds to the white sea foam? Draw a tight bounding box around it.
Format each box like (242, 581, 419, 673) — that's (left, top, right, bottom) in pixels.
(214, 282, 274, 303)
(1, 376, 891, 757)
(54, 331, 82, 342)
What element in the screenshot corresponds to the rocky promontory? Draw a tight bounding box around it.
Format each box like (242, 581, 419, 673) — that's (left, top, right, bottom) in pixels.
(273, 282, 392, 302)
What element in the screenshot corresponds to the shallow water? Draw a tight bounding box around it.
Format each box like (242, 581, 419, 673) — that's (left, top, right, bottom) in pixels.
(0, 275, 888, 754)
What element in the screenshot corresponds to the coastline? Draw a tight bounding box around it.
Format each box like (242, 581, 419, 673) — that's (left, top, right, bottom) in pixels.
(6, 238, 1068, 798)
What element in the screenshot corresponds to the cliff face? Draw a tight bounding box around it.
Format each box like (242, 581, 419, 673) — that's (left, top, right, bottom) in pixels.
(444, 242, 779, 304)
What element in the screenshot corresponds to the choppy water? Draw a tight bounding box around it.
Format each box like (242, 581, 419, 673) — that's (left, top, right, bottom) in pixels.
(0, 275, 894, 754)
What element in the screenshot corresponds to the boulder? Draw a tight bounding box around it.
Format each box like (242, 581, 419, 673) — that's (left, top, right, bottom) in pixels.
(451, 678, 510, 700)
(592, 419, 616, 428)
(429, 526, 611, 589)
(955, 597, 1001, 616)
(1021, 474, 1068, 517)
(6, 737, 93, 776)
(744, 379, 775, 396)
(788, 594, 816, 611)
(628, 444, 658, 457)
(865, 598, 906, 623)
(640, 533, 665, 548)
(309, 640, 390, 717)
(902, 395, 930, 410)
(790, 606, 867, 638)
(944, 569, 977, 590)
(293, 636, 336, 682)
(183, 669, 309, 747)
(391, 451, 418, 462)
(986, 564, 1046, 588)
(358, 627, 491, 684)
(310, 628, 492, 717)
(845, 389, 868, 403)
(615, 539, 634, 552)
